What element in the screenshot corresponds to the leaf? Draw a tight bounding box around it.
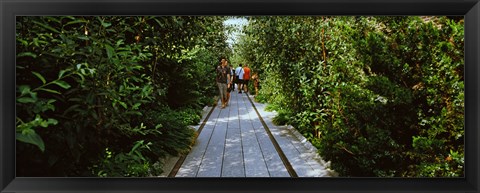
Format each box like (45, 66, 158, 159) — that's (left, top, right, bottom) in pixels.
(130, 140, 144, 154)
(17, 97, 37, 103)
(119, 101, 128, 109)
(77, 36, 90, 41)
(18, 85, 31, 96)
(58, 69, 71, 79)
(76, 73, 85, 82)
(116, 39, 124, 47)
(63, 104, 81, 115)
(31, 71, 46, 84)
(132, 103, 141, 109)
(38, 88, 61, 94)
(102, 22, 112, 28)
(17, 52, 38, 58)
(17, 39, 29, 47)
(46, 16, 62, 24)
(65, 19, 87, 26)
(153, 18, 165, 28)
(76, 63, 83, 70)
(16, 132, 45, 152)
(47, 118, 58, 125)
(53, 80, 71, 89)
(32, 20, 60, 33)
(40, 120, 50, 127)
(91, 110, 98, 120)
(105, 44, 114, 59)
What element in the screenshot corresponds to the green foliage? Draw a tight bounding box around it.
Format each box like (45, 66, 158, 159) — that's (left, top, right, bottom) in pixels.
(235, 16, 464, 177)
(141, 106, 197, 156)
(16, 68, 74, 152)
(416, 149, 464, 177)
(272, 110, 292, 126)
(16, 16, 230, 176)
(91, 141, 162, 177)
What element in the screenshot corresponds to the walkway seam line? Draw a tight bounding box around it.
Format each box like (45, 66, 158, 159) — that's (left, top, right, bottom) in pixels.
(243, 94, 271, 176)
(238, 93, 247, 176)
(168, 99, 219, 177)
(245, 94, 299, 178)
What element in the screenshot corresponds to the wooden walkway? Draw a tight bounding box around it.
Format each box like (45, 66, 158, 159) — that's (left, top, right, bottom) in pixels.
(172, 90, 333, 177)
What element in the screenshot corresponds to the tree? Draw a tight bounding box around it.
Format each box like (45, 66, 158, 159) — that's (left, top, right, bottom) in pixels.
(234, 16, 464, 177)
(16, 16, 231, 176)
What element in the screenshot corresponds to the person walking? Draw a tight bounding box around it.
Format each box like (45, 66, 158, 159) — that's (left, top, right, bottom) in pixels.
(242, 63, 251, 93)
(251, 72, 260, 97)
(225, 61, 234, 106)
(229, 64, 235, 91)
(235, 64, 244, 94)
(216, 57, 231, 109)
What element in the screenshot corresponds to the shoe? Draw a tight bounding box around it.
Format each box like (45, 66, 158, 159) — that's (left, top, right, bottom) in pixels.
(239, 91, 242, 94)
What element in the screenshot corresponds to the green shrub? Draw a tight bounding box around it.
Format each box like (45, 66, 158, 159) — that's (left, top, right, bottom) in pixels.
(91, 140, 163, 177)
(235, 16, 464, 177)
(272, 110, 292, 126)
(16, 16, 229, 176)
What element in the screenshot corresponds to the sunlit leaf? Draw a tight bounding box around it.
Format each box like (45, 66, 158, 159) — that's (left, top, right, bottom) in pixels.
(53, 80, 71, 89)
(17, 52, 38, 58)
(16, 132, 45, 152)
(31, 71, 46, 84)
(17, 97, 36, 103)
(38, 88, 61, 94)
(105, 44, 114, 59)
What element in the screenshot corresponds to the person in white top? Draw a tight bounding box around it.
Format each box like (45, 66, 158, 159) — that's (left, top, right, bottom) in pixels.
(235, 64, 244, 94)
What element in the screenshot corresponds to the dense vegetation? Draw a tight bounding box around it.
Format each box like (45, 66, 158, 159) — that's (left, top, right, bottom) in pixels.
(16, 16, 464, 177)
(235, 16, 464, 177)
(16, 16, 231, 176)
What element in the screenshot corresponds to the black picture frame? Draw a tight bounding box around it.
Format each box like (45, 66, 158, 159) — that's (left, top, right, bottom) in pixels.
(1, 0, 479, 192)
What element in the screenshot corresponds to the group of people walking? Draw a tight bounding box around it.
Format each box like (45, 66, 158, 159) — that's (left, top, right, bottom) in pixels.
(216, 57, 254, 109)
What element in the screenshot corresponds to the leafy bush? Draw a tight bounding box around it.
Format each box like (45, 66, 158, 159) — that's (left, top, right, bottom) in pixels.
(235, 16, 464, 177)
(16, 16, 230, 176)
(91, 141, 162, 177)
(272, 110, 292, 126)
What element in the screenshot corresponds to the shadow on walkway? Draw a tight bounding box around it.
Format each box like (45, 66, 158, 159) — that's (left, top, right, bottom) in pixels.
(173, 91, 335, 177)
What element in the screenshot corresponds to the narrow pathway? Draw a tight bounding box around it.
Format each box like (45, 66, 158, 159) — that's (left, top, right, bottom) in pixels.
(171, 90, 333, 177)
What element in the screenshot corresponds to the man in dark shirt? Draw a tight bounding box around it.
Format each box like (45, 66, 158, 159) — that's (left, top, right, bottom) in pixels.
(216, 57, 231, 109)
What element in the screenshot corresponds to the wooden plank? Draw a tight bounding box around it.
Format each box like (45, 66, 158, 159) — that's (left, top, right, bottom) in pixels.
(178, 91, 329, 178)
(222, 126, 245, 177)
(222, 93, 245, 177)
(289, 135, 328, 177)
(175, 102, 222, 177)
(263, 118, 316, 177)
(196, 101, 230, 177)
(227, 91, 240, 129)
(243, 98, 290, 177)
(254, 126, 290, 177)
(239, 94, 270, 177)
(250, 97, 323, 177)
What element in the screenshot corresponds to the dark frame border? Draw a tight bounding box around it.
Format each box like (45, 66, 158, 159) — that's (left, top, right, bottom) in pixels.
(1, 0, 479, 192)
